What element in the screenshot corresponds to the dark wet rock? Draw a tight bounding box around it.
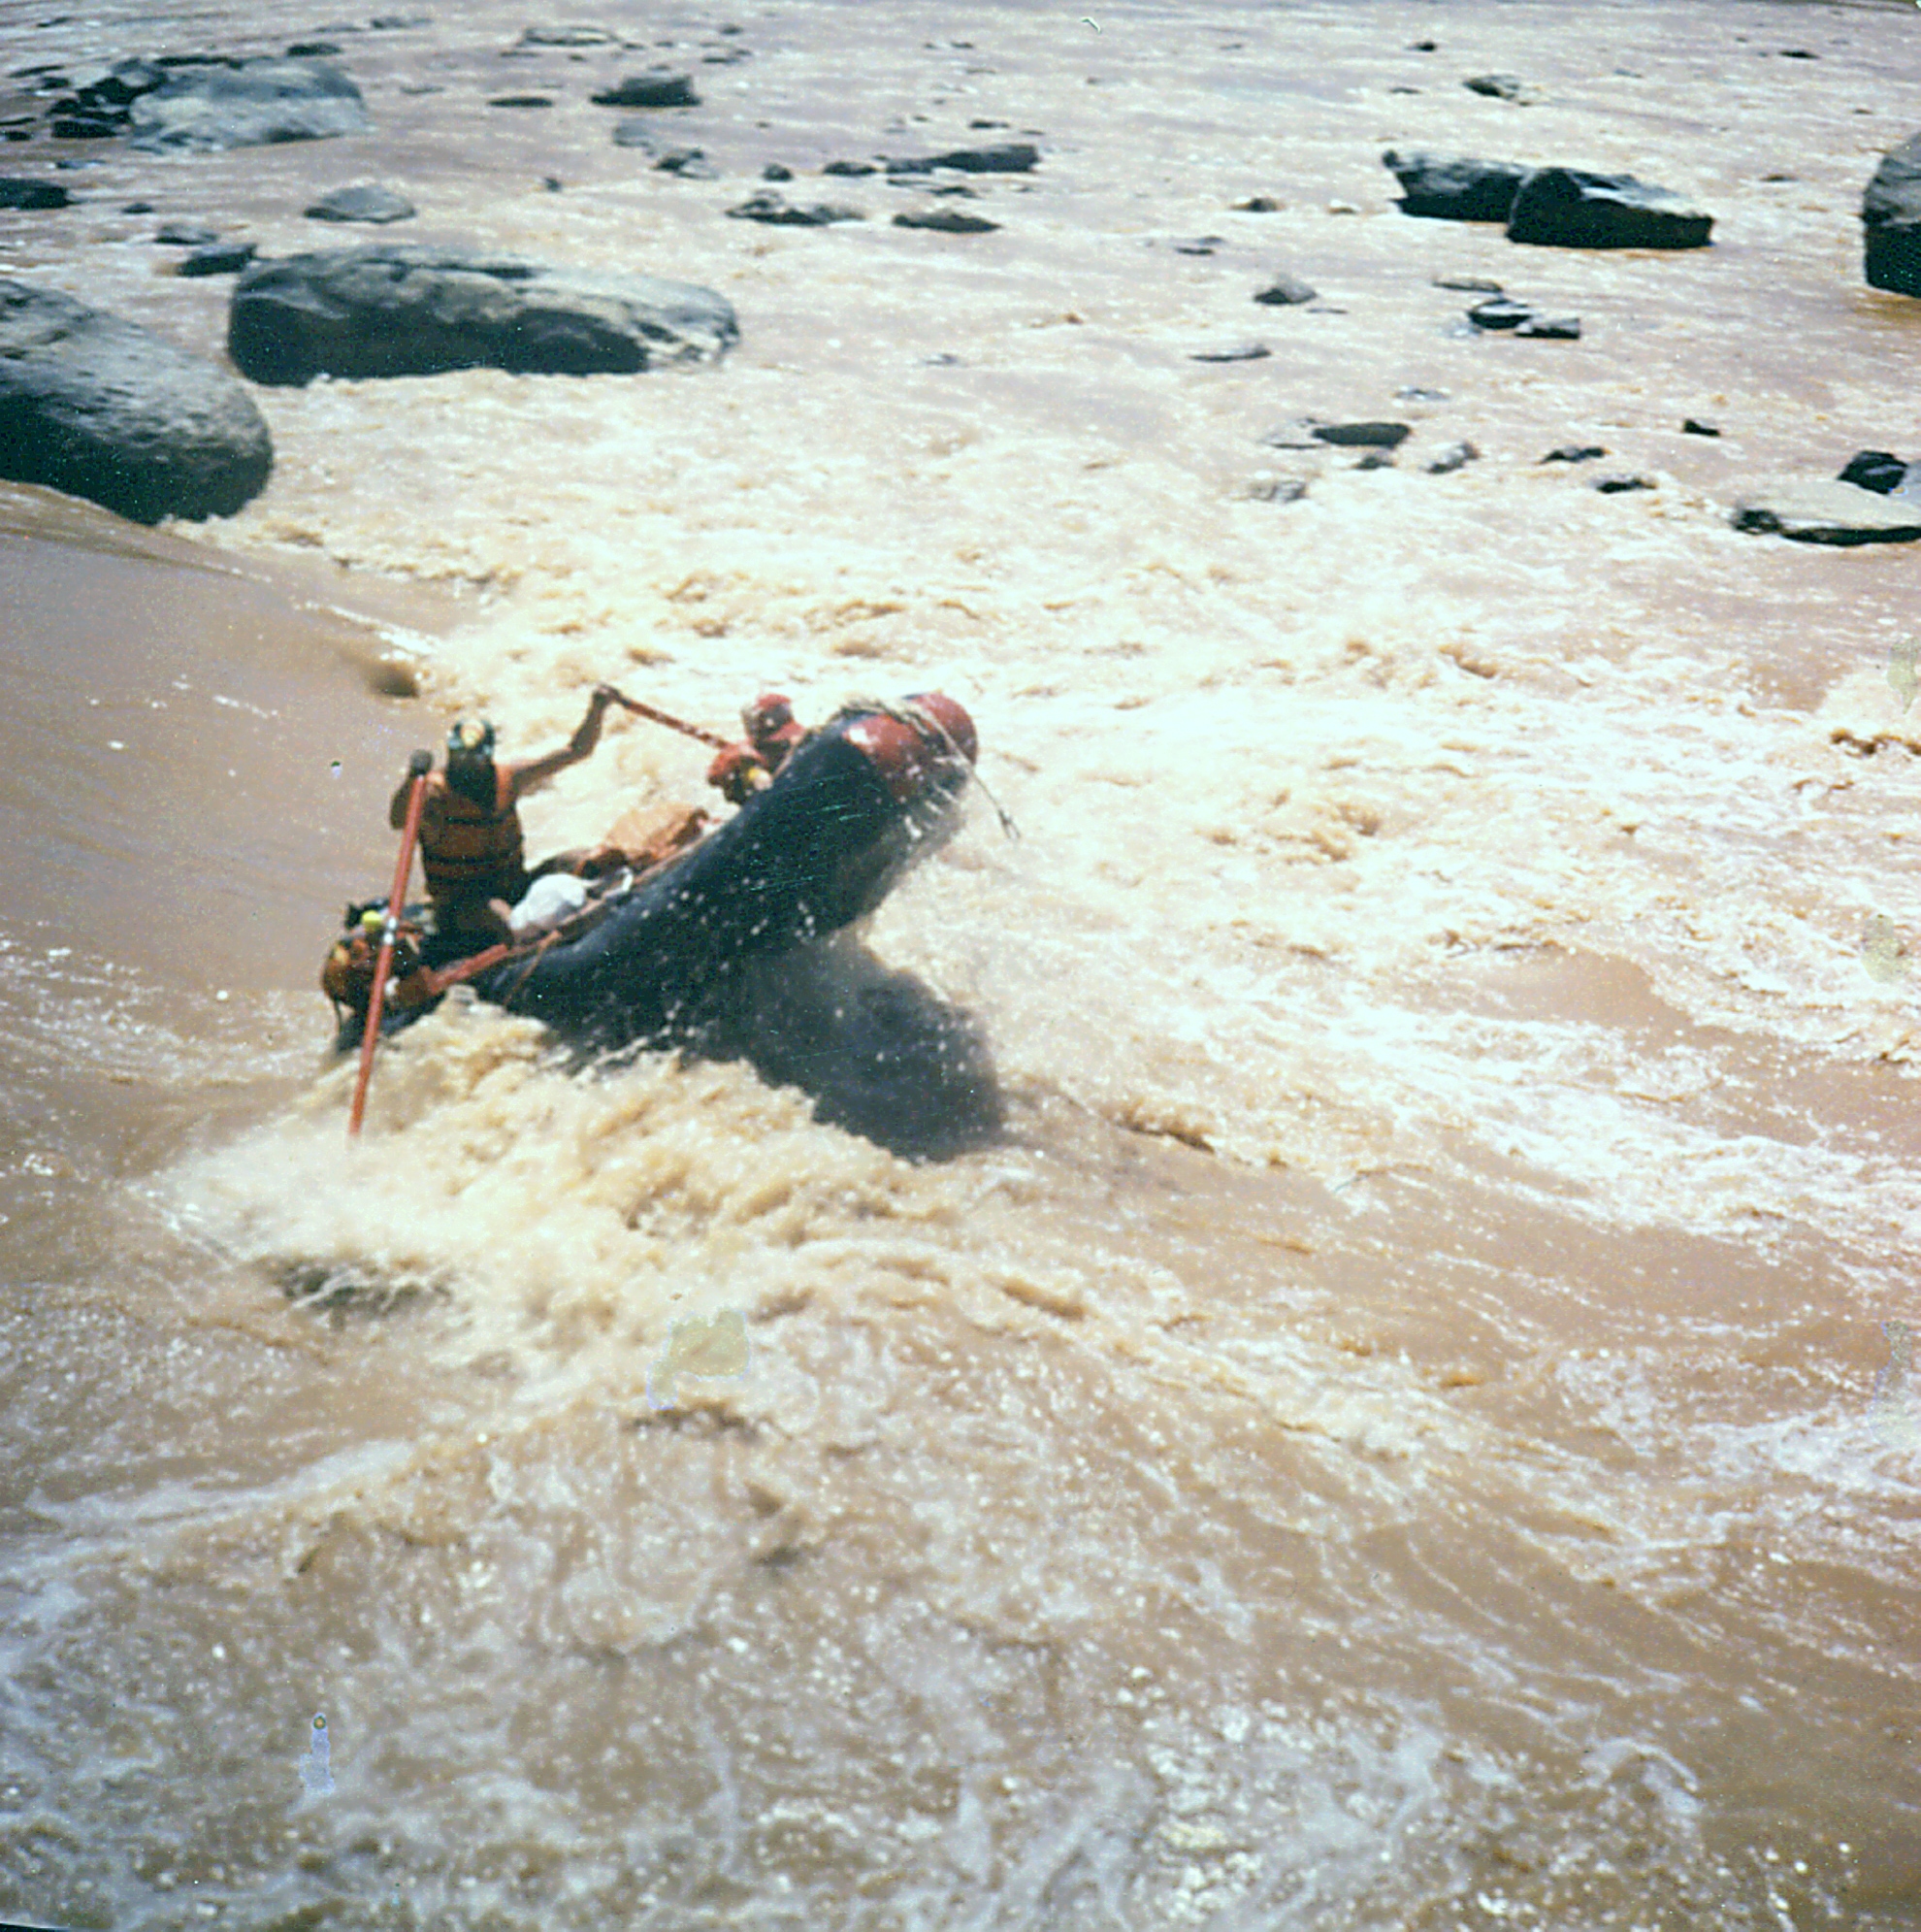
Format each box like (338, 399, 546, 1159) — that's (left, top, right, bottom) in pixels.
(50, 115, 124, 140)
(488, 94, 552, 108)
(882, 142, 1038, 175)
(925, 182, 978, 198)
(1410, 39, 1438, 52)
(541, 176, 563, 192)
(370, 13, 430, 25)
(129, 58, 370, 151)
(0, 278, 272, 522)
(1388, 86, 1420, 96)
(1514, 312, 1579, 338)
(1776, 48, 1817, 59)
(1863, 134, 1921, 297)
(1382, 149, 1528, 222)
(1352, 451, 1396, 471)
(227, 245, 739, 384)
(1231, 195, 1283, 213)
(1249, 477, 1307, 503)
(1467, 296, 1532, 329)
(611, 120, 659, 149)
(726, 189, 863, 226)
(761, 161, 792, 180)
(156, 221, 219, 246)
(1594, 475, 1653, 494)
(1839, 450, 1918, 495)
(1434, 275, 1503, 292)
(1189, 342, 1269, 363)
(1734, 482, 1921, 543)
(1254, 271, 1318, 306)
(121, 201, 156, 213)
(1396, 385, 1449, 402)
(1171, 235, 1225, 255)
(894, 206, 999, 234)
(306, 181, 415, 224)
(822, 158, 876, 177)
(177, 240, 256, 276)
(0, 179, 68, 209)
(653, 147, 715, 180)
(1506, 167, 1711, 248)
(1542, 445, 1606, 463)
(1313, 421, 1410, 448)
(1682, 417, 1721, 437)
(591, 72, 697, 109)
(1426, 441, 1479, 474)
(1464, 73, 1526, 100)
(285, 41, 342, 58)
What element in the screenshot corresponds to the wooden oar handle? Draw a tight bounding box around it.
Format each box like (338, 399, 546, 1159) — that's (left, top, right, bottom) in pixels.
(347, 765, 431, 1139)
(605, 687, 732, 751)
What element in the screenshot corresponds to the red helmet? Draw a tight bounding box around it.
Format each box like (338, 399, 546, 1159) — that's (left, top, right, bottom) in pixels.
(743, 691, 795, 738)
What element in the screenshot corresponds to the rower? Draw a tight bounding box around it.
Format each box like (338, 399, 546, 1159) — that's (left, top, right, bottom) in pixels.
(391, 686, 616, 944)
(705, 691, 809, 806)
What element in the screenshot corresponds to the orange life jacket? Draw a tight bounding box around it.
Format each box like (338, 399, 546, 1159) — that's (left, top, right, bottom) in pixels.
(418, 768, 526, 910)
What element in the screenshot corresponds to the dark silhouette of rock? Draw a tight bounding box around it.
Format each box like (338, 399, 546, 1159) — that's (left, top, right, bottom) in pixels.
(1467, 296, 1532, 329)
(883, 143, 1038, 175)
(1231, 195, 1283, 212)
(1170, 236, 1225, 255)
(1313, 422, 1410, 447)
(762, 162, 792, 180)
(1254, 271, 1318, 306)
(1463, 73, 1525, 100)
(822, 159, 876, 177)
(1681, 417, 1721, 436)
(726, 190, 863, 226)
(1594, 475, 1652, 494)
(1734, 481, 1921, 544)
(1506, 168, 1711, 248)
(1434, 275, 1503, 292)
(129, 58, 370, 151)
(0, 179, 68, 209)
(1863, 134, 1921, 297)
(306, 182, 416, 224)
(227, 246, 738, 385)
(1542, 444, 1606, 463)
(591, 73, 697, 109)
(1382, 149, 1528, 221)
(894, 206, 999, 234)
(177, 240, 256, 276)
(155, 221, 219, 246)
(286, 41, 342, 58)
(651, 147, 716, 180)
(0, 279, 272, 521)
(1838, 450, 1919, 495)
(488, 95, 552, 109)
(1188, 341, 1269, 362)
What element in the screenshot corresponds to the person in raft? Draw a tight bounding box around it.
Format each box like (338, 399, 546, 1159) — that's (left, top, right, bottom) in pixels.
(392, 686, 618, 945)
(705, 691, 809, 805)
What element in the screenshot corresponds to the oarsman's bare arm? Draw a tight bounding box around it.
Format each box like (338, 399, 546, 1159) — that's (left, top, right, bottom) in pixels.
(503, 686, 618, 802)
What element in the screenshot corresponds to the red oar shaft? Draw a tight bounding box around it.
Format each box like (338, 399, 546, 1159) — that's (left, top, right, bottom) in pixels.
(606, 687, 731, 751)
(347, 766, 430, 1139)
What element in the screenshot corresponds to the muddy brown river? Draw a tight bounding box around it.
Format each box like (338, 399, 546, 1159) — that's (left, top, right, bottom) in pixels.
(1, 0, 1919, 1926)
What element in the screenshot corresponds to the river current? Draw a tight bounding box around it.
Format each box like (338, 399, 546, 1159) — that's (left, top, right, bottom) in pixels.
(1, 1, 1918, 1926)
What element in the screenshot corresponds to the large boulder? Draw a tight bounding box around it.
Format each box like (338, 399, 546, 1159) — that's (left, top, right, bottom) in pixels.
(128, 58, 370, 151)
(226, 245, 738, 384)
(1382, 149, 1528, 221)
(1733, 480, 1921, 545)
(1506, 168, 1711, 248)
(0, 279, 272, 522)
(1863, 133, 1921, 297)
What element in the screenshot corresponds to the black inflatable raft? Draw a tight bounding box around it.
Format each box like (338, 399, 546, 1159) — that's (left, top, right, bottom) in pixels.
(333, 695, 977, 1054)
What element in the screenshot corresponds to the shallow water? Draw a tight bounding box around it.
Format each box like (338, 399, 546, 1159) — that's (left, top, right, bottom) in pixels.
(2, 0, 1920, 1926)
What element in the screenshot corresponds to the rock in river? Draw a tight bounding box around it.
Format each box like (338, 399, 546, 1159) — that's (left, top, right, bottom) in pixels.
(0, 279, 272, 522)
(128, 58, 371, 151)
(306, 181, 416, 224)
(1733, 480, 1921, 545)
(1383, 149, 1528, 221)
(0, 178, 69, 210)
(726, 190, 863, 227)
(1506, 168, 1711, 248)
(227, 246, 738, 385)
(1839, 449, 1920, 496)
(1254, 271, 1318, 306)
(1862, 133, 1921, 297)
(591, 73, 698, 109)
(894, 206, 999, 234)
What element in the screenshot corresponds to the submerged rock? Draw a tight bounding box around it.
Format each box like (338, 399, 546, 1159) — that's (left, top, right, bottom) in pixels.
(0, 279, 272, 521)
(1463, 73, 1526, 101)
(1383, 149, 1528, 221)
(227, 245, 738, 384)
(177, 240, 256, 276)
(726, 189, 863, 226)
(1734, 480, 1921, 544)
(1862, 133, 1921, 297)
(894, 206, 999, 233)
(1254, 271, 1318, 306)
(1426, 440, 1479, 474)
(306, 182, 415, 224)
(1188, 341, 1269, 362)
(1506, 167, 1711, 248)
(883, 142, 1039, 175)
(0, 178, 69, 210)
(128, 58, 370, 151)
(1312, 421, 1410, 447)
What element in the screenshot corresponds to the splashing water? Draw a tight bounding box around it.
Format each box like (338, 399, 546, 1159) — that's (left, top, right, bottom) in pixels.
(1871, 1321, 1920, 1451)
(299, 1713, 334, 1797)
(645, 1308, 750, 1410)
